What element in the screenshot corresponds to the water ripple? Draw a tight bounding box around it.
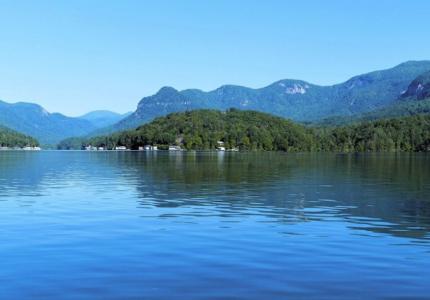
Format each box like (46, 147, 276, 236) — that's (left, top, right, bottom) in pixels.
(0, 151, 429, 299)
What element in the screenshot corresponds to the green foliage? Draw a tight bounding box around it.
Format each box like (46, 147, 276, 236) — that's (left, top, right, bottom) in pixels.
(57, 137, 87, 150)
(59, 109, 430, 153)
(0, 125, 39, 147)
(315, 114, 430, 152)
(317, 98, 430, 126)
(62, 109, 317, 151)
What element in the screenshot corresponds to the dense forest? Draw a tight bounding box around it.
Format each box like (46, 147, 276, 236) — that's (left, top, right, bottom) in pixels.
(0, 125, 39, 147)
(59, 109, 316, 151)
(57, 109, 430, 152)
(315, 115, 430, 152)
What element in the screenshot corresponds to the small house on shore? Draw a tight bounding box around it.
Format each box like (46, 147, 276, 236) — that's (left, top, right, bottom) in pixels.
(217, 141, 226, 151)
(169, 145, 182, 151)
(139, 145, 158, 151)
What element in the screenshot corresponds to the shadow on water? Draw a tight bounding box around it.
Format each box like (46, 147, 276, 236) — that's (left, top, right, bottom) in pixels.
(1, 151, 429, 240)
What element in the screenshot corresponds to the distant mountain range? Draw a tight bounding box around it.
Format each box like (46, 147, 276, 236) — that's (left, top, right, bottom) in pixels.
(1, 60, 430, 145)
(0, 101, 129, 144)
(0, 101, 96, 144)
(78, 110, 132, 129)
(111, 60, 430, 132)
(315, 69, 430, 126)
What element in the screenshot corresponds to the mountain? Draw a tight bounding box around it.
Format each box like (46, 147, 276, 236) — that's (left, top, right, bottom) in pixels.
(110, 61, 430, 132)
(0, 125, 39, 147)
(316, 69, 430, 126)
(4, 60, 430, 145)
(79, 110, 131, 128)
(0, 100, 97, 145)
(400, 71, 430, 100)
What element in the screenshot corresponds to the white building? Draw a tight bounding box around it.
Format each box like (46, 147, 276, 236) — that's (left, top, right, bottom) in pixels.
(169, 145, 182, 151)
(217, 141, 226, 151)
(139, 145, 158, 151)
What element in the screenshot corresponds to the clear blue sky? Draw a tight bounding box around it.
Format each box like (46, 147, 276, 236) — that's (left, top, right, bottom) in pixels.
(0, 0, 429, 116)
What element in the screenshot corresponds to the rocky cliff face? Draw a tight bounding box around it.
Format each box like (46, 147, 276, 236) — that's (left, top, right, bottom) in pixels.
(401, 71, 430, 100)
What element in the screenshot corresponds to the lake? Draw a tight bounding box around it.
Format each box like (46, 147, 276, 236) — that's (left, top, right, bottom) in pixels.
(0, 151, 429, 299)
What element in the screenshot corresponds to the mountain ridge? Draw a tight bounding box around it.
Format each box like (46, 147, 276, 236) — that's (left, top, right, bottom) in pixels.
(109, 60, 430, 132)
(0, 100, 97, 145)
(2, 60, 430, 144)
(79, 110, 132, 129)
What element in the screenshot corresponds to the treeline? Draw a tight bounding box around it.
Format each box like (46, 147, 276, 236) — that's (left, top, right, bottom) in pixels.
(57, 109, 430, 152)
(0, 126, 39, 147)
(316, 115, 430, 152)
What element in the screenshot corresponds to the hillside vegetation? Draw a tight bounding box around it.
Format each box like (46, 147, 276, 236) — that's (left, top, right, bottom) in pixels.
(60, 109, 316, 151)
(58, 109, 430, 152)
(317, 98, 430, 126)
(0, 125, 39, 147)
(316, 114, 430, 152)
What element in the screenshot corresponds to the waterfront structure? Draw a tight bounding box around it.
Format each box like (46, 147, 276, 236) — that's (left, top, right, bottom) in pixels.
(168, 145, 182, 151)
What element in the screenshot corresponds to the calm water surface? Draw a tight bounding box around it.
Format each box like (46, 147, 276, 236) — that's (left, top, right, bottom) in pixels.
(0, 151, 429, 299)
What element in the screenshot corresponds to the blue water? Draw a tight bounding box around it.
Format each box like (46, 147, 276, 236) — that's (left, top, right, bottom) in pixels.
(0, 151, 429, 299)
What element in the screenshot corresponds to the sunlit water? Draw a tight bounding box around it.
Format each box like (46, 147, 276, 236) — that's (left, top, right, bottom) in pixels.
(0, 151, 429, 299)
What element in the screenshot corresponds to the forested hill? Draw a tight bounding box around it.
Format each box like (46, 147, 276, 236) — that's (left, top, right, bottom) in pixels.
(64, 109, 316, 151)
(58, 109, 430, 152)
(0, 125, 39, 147)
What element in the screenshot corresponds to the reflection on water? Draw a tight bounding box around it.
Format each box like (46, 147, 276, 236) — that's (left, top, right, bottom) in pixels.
(0, 151, 429, 299)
